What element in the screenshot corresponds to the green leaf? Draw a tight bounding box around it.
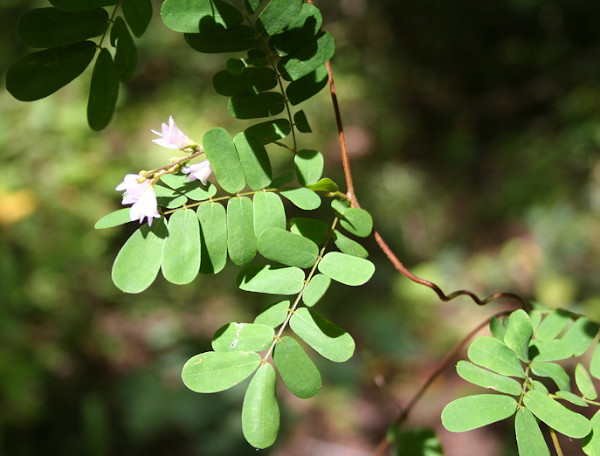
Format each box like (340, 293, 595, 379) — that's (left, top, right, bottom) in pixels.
(535, 309, 571, 341)
(467, 336, 525, 378)
(583, 411, 600, 456)
(87, 48, 119, 131)
(318, 252, 375, 286)
(529, 309, 543, 332)
(274, 336, 322, 398)
(268, 3, 323, 55)
(6, 41, 96, 101)
(256, 0, 303, 36)
(515, 408, 550, 456)
(280, 187, 321, 210)
(555, 390, 588, 407)
(154, 183, 188, 209)
(212, 322, 274, 352)
(242, 363, 279, 449)
(504, 309, 533, 361)
(286, 66, 328, 105)
(279, 31, 335, 81)
(441, 394, 517, 432)
(111, 16, 137, 82)
(229, 92, 286, 119)
(258, 228, 319, 268)
(338, 208, 373, 238)
(227, 197, 256, 266)
(245, 0, 260, 14)
(197, 202, 228, 274)
(523, 389, 591, 438)
(253, 191, 286, 237)
(161, 0, 243, 33)
(213, 67, 277, 97)
(233, 133, 272, 190)
(294, 110, 312, 133)
(289, 217, 328, 245)
(94, 208, 131, 229)
(306, 178, 339, 193)
(390, 428, 443, 456)
(184, 24, 256, 53)
(237, 265, 305, 294)
(456, 360, 522, 396)
(302, 274, 330, 307)
(111, 220, 167, 293)
(18, 7, 109, 48)
(489, 316, 507, 341)
(591, 341, 600, 380)
(576, 363, 598, 400)
(530, 361, 571, 392)
(182, 351, 261, 393)
(562, 317, 599, 356)
(160, 173, 217, 202)
(161, 209, 200, 285)
(254, 300, 290, 327)
(203, 128, 246, 193)
(50, 0, 117, 10)
(333, 229, 369, 259)
(290, 307, 355, 362)
(529, 339, 575, 361)
(122, 0, 152, 37)
(245, 119, 291, 144)
(294, 149, 323, 186)
(271, 172, 295, 188)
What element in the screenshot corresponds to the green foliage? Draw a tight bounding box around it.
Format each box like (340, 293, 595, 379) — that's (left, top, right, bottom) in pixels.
(443, 308, 600, 455)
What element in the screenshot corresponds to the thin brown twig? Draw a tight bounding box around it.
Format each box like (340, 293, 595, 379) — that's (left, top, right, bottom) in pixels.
(372, 310, 515, 456)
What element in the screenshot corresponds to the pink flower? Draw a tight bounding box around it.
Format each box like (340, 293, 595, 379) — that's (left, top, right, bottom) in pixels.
(116, 174, 161, 225)
(151, 116, 193, 149)
(182, 160, 212, 185)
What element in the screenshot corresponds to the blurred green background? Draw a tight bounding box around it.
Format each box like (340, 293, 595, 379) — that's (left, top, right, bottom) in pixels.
(2, 0, 600, 455)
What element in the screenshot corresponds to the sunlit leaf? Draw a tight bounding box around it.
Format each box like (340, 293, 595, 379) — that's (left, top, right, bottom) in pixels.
(227, 197, 256, 266)
(203, 128, 246, 193)
(161, 209, 200, 285)
(279, 31, 335, 81)
(122, 0, 152, 37)
(253, 191, 286, 237)
(504, 309, 533, 361)
(317, 252, 375, 286)
(530, 361, 570, 392)
(161, 0, 242, 33)
(456, 360, 522, 395)
(197, 202, 228, 274)
(258, 228, 319, 268)
(245, 119, 291, 144)
(6, 41, 96, 101)
(182, 351, 260, 393)
(154, 183, 187, 209)
(576, 363, 598, 400)
(294, 149, 323, 186)
(306, 178, 339, 193)
(302, 274, 330, 307)
(523, 389, 591, 438)
(233, 133, 272, 190)
(254, 300, 290, 327)
(515, 408, 550, 456)
(280, 187, 321, 210)
(441, 394, 517, 432)
(242, 363, 279, 449)
(535, 309, 571, 341)
(555, 390, 588, 407)
(112, 219, 167, 293)
(489, 316, 507, 341)
(582, 411, 600, 456)
(529, 339, 575, 361)
(212, 322, 274, 352)
(268, 2, 322, 55)
(256, 0, 303, 36)
(87, 48, 119, 131)
(94, 208, 131, 229)
(18, 7, 109, 48)
(333, 229, 369, 259)
(274, 336, 322, 398)
(467, 337, 525, 378)
(562, 317, 599, 356)
(237, 264, 305, 295)
(338, 208, 373, 238)
(290, 307, 355, 362)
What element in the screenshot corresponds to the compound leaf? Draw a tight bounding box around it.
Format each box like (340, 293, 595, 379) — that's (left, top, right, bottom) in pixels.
(456, 360, 522, 396)
(242, 363, 279, 449)
(562, 317, 599, 356)
(467, 337, 525, 378)
(87, 48, 119, 131)
(122, 0, 152, 37)
(253, 300, 290, 327)
(289, 217, 328, 245)
(318, 252, 375, 286)
(111, 16, 137, 82)
(530, 361, 570, 392)
(576, 363, 598, 400)
(515, 408, 550, 456)
(203, 127, 246, 193)
(253, 191, 286, 237)
(302, 274, 330, 307)
(227, 197, 256, 266)
(256, 0, 303, 36)
(535, 309, 571, 341)
(583, 411, 600, 456)
(294, 149, 323, 186)
(229, 92, 285, 119)
(162, 0, 243, 33)
(94, 208, 131, 229)
(161, 209, 200, 285)
(504, 309, 533, 361)
(197, 202, 228, 274)
(279, 31, 335, 81)
(182, 351, 260, 393)
(280, 187, 321, 210)
(274, 336, 322, 398)
(237, 265, 305, 295)
(258, 227, 319, 268)
(212, 322, 274, 352)
(50, 0, 117, 10)
(441, 394, 517, 432)
(233, 132, 272, 190)
(524, 389, 591, 438)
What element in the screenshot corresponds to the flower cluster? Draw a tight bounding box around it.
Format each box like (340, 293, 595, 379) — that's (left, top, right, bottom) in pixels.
(117, 117, 212, 225)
